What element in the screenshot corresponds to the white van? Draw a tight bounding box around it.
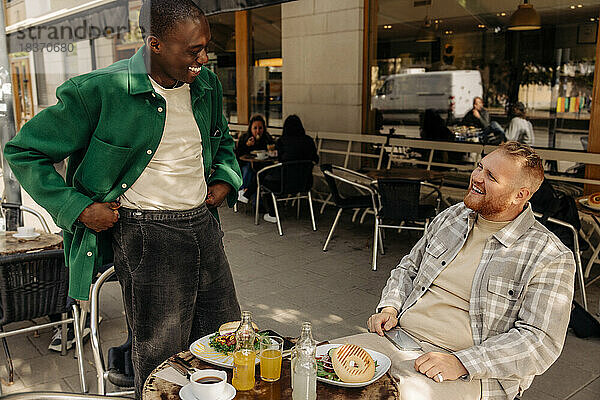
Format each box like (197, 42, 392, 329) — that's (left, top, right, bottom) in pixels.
(371, 70, 483, 126)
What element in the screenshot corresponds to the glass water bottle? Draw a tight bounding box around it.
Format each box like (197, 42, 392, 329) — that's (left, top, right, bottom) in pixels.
(292, 322, 317, 400)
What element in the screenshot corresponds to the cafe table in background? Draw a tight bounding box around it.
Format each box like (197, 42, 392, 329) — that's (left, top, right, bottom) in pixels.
(0, 230, 62, 256)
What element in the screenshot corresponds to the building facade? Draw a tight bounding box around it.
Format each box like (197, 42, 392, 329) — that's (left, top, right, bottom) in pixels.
(3, 0, 600, 152)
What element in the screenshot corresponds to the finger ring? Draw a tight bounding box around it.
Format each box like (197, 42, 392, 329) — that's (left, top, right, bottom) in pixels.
(436, 373, 443, 383)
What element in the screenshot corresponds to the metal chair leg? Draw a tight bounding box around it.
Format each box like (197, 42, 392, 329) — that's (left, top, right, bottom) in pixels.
(372, 218, 380, 271)
(360, 209, 371, 224)
(320, 194, 332, 215)
(297, 194, 301, 219)
(271, 193, 283, 236)
(72, 304, 87, 393)
(60, 312, 68, 356)
(351, 209, 360, 223)
(255, 187, 261, 225)
(378, 226, 385, 255)
(1, 328, 14, 385)
(323, 208, 343, 251)
(308, 191, 317, 231)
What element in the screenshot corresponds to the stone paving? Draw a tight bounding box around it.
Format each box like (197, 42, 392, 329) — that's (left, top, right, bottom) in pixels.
(0, 195, 599, 399)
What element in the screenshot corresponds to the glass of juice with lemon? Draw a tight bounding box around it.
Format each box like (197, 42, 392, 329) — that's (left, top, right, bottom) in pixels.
(259, 336, 284, 382)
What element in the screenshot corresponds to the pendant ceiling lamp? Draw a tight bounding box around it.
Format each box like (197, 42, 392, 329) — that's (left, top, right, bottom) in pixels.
(416, 1, 437, 42)
(507, 0, 541, 31)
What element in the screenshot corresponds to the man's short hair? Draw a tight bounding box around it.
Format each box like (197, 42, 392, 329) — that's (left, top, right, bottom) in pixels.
(139, 0, 205, 40)
(498, 141, 544, 192)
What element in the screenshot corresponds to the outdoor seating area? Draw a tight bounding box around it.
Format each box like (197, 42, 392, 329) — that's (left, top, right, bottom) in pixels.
(0, 197, 598, 399)
(2, 0, 600, 398)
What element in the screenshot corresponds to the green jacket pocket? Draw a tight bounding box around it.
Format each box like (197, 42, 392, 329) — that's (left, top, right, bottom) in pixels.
(73, 136, 131, 198)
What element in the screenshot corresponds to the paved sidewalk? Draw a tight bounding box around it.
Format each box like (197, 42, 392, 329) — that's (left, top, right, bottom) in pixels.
(0, 196, 598, 399)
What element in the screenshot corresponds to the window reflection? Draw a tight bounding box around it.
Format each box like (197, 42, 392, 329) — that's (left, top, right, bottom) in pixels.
(373, 0, 600, 151)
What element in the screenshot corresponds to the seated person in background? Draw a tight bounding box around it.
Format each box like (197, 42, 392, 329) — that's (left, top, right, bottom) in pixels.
(235, 115, 274, 203)
(463, 97, 505, 144)
(367, 142, 575, 400)
(421, 109, 454, 142)
(462, 97, 490, 130)
(505, 102, 534, 146)
(420, 109, 461, 165)
(246, 114, 318, 223)
(276, 114, 318, 164)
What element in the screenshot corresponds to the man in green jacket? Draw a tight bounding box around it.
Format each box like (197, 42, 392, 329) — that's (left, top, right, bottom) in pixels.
(4, 0, 242, 395)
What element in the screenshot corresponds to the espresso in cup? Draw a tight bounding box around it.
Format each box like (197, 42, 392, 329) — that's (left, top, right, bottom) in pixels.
(190, 369, 227, 398)
(195, 376, 223, 384)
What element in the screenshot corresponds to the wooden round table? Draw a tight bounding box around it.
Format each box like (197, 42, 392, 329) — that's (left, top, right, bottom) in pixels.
(238, 154, 278, 169)
(142, 350, 399, 399)
(0, 230, 63, 255)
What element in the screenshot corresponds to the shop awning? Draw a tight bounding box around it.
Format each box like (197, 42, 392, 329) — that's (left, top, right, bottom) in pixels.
(6, 0, 129, 53)
(193, 0, 297, 15)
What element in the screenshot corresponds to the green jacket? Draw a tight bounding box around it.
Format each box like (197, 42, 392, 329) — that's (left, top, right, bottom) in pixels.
(4, 47, 242, 300)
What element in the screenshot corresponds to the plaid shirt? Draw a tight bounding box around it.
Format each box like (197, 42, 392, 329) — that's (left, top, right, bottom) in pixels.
(378, 203, 575, 400)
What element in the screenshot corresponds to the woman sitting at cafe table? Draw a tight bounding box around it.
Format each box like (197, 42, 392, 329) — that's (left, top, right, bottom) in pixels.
(235, 114, 275, 203)
(246, 114, 318, 223)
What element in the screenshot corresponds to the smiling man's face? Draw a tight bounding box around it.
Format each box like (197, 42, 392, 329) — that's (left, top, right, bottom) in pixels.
(464, 149, 528, 221)
(147, 16, 211, 86)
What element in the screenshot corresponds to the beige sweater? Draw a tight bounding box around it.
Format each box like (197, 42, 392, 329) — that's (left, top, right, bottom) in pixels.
(400, 216, 509, 352)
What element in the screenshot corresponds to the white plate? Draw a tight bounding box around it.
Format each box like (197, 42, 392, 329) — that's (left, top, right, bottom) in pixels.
(578, 197, 600, 211)
(315, 344, 392, 388)
(189, 333, 259, 369)
(12, 232, 40, 240)
(179, 382, 236, 400)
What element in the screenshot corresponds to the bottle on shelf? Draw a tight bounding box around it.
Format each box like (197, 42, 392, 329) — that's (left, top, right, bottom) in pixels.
(292, 322, 317, 400)
(232, 311, 257, 391)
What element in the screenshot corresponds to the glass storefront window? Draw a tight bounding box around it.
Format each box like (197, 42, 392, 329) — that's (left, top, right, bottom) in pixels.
(206, 11, 237, 123)
(373, 0, 600, 152)
(250, 4, 282, 127)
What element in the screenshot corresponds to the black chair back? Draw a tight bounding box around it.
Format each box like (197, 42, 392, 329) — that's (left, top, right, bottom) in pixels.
(275, 160, 314, 195)
(377, 178, 422, 223)
(320, 164, 344, 205)
(0, 249, 68, 326)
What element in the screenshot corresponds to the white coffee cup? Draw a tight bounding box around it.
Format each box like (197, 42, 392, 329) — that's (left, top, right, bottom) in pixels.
(17, 226, 35, 235)
(255, 151, 268, 160)
(189, 369, 227, 399)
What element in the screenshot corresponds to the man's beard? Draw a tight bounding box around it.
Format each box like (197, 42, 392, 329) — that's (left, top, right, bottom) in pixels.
(464, 187, 511, 217)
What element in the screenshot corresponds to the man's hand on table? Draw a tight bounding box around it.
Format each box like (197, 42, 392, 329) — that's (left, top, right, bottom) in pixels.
(78, 202, 120, 232)
(414, 352, 468, 383)
(206, 182, 232, 207)
(367, 307, 398, 336)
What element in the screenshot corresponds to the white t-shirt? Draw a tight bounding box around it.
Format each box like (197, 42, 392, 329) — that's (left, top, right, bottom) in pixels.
(120, 77, 207, 210)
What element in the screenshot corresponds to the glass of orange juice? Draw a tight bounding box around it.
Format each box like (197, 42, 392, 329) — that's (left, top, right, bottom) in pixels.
(259, 336, 284, 382)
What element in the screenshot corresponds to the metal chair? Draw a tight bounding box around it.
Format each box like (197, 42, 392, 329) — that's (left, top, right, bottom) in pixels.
(320, 164, 379, 253)
(532, 212, 588, 311)
(255, 160, 317, 236)
(373, 178, 441, 270)
(0, 250, 86, 395)
(89, 266, 134, 397)
(1, 203, 51, 233)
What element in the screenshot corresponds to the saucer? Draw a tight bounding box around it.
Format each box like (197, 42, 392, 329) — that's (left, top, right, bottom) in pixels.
(179, 382, 236, 400)
(12, 232, 40, 240)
